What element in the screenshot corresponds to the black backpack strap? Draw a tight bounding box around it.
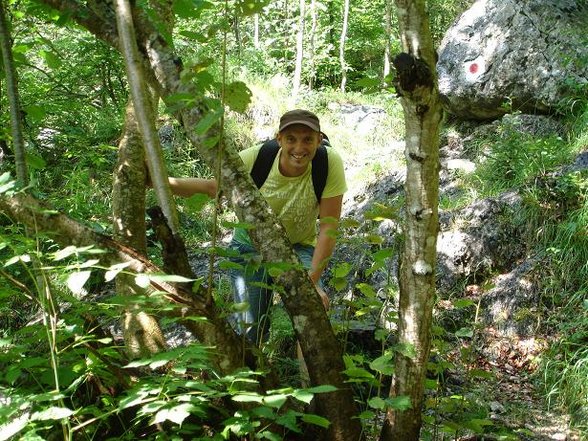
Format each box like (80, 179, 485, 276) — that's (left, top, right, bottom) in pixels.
(250, 139, 280, 189)
(312, 141, 329, 202)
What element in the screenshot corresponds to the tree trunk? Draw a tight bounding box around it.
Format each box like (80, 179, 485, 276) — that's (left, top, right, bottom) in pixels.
(380, 1, 442, 440)
(114, 0, 180, 235)
(309, 0, 317, 89)
(253, 13, 260, 49)
(339, 0, 350, 92)
(383, 0, 393, 83)
(292, 0, 305, 99)
(0, 0, 27, 185)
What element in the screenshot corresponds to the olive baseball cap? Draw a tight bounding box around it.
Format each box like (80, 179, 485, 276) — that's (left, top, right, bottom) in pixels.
(278, 109, 321, 133)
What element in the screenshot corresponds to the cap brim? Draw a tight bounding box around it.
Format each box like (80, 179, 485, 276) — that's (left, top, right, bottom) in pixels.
(279, 120, 321, 132)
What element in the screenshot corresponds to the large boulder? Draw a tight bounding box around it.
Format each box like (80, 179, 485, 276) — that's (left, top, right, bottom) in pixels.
(437, 0, 588, 120)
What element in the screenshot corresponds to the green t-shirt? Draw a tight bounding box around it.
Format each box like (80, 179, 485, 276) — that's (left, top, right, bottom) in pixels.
(232, 144, 347, 246)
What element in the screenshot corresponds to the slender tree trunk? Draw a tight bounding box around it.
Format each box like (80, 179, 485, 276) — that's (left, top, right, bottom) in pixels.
(292, 0, 305, 99)
(0, 0, 27, 185)
(113, 98, 167, 358)
(339, 0, 350, 92)
(113, 0, 180, 235)
(309, 0, 317, 89)
(380, 1, 442, 440)
(253, 13, 260, 49)
(383, 0, 393, 83)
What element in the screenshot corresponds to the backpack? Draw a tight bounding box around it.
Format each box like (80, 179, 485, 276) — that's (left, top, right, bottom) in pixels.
(250, 137, 329, 202)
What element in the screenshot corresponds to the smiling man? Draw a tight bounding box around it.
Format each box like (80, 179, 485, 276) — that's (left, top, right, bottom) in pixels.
(169, 109, 347, 345)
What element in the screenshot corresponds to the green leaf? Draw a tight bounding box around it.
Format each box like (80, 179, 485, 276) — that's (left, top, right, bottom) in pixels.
(225, 81, 252, 113)
(194, 108, 223, 136)
(236, 0, 269, 16)
(25, 152, 46, 170)
(173, 0, 212, 18)
(219, 261, 245, 271)
(368, 396, 386, 410)
(263, 393, 288, 409)
(333, 262, 352, 278)
(303, 385, 337, 394)
(185, 193, 211, 212)
(31, 406, 74, 421)
(135, 274, 150, 288)
(149, 274, 195, 283)
(301, 413, 330, 428)
(356, 282, 376, 297)
(105, 262, 132, 282)
(369, 353, 394, 375)
(392, 343, 416, 358)
(25, 105, 46, 121)
(66, 271, 91, 295)
(39, 50, 61, 69)
(232, 393, 263, 403)
(385, 395, 412, 410)
(153, 403, 195, 425)
(455, 327, 474, 338)
(452, 298, 476, 308)
(468, 369, 494, 379)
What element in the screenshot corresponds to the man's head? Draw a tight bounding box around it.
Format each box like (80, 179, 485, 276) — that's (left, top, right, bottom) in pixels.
(276, 109, 323, 177)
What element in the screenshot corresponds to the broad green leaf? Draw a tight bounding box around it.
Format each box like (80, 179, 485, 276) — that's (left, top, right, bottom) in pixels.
(301, 413, 330, 428)
(369, 354, 394, 375)
(258, 430, 282, 441)
(263, 393, 287, 409)
(26, 152, 47, 170)
(232, 393, 263, 403)
(468, 369, 494, 379)
(185, 193, 210, 212)
(356, 283, 376, 297)
(39, 50, 61, 69)
(452, 298, 476, 308)
(385, 395, 412, 410)
(236, 0, 269, 16)
(1, 412, 30, 440)
(333, 262, 352, 278)
(31, 406, 74, 421)
(194, 108, 223, 136)
(149, 274, 195, 283)
(24, 105, 46, 121)
(303, 385, 337, 394)
(455, 327, 474, 338)
(105, 262, 132, 282)
(393, 343, 416, 358)
(225, 81, 252, 113)
(368, 396, 386, 410)
(219, 261, 245, 271)
(66, 271, 91, 294)
(173, 0, 212, 18)
(135, 274, 150, 288)
(153, 403, 194, 425)
(221, 220, 255, 229)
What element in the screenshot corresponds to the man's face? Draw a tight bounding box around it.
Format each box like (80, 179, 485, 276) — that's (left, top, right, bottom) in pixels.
(276, 124, 322, 177)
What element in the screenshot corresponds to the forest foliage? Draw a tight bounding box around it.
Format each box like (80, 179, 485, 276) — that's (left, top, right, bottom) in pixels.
(1, 0, 587, 440)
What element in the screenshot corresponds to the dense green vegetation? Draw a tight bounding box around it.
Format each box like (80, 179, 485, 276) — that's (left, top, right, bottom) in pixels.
(1, 0, 587, 439)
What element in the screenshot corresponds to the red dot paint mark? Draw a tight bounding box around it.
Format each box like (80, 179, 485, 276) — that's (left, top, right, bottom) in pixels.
(469, 63, 479, 74)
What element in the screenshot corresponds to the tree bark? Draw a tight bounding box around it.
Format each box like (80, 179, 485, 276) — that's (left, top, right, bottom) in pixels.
(380, 1, 442, 440)
(0, 0, 27, 185)
(309, 0, 317, 90)
(292, 0, 305, 99)
(339, 0, 350, 92)
(383, 0, 393, 83)
(113, 0, 180, 235)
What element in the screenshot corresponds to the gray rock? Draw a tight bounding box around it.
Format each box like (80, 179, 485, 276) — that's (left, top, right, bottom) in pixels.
(437, 0, 588, 119)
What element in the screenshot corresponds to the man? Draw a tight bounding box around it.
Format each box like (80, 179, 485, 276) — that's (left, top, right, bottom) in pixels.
(169, 109, 347, 345)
